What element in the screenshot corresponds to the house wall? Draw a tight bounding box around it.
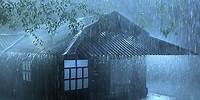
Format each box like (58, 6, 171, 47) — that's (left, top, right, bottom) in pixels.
(0, 52, 60, 100)
(31, 54, 60, 100)
(110, 56, 147, 99)
(0, 52, 148, 100)
(89, 57, 111, 100)
(0, 53, 22, 100)
(88, 56, 147, 100)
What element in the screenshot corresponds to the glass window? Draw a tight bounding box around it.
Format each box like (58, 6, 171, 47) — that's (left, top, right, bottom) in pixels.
(77, 79, 82, 89)
(71, 69, 76, 78)
(84, 68, 88, 78)
(22, 61, 31, 81)
(71, 80, 76, 90)
(84, 79, 88, 88)
(27, 62, 31, 70)
(64, 60, 76, 68)
(22, 63, 26, 70)
(77, 68, 82, 78)
(64, 59, 88, 91)
(64, 80, 69, 91)
(64, 69, 69, 79)
(23, 72, 26, 81)
(77, 60, 88, 67)
(27, 72, 31, 81)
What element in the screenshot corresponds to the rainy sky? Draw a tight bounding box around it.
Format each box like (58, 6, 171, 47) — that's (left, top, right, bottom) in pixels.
(85, 0, 200, 53)
(4, 0, 200, 53)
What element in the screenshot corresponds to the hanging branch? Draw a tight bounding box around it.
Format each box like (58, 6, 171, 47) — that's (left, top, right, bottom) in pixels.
(0, 0, 98, 50)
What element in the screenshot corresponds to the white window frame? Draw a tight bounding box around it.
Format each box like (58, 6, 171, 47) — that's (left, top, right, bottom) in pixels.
(22, 61, 31, 81)
(64, 60, 88, 91)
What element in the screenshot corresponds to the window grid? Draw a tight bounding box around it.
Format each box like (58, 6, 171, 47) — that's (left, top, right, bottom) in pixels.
(22, 62, 31, 81)
(64, 60, 88, 91)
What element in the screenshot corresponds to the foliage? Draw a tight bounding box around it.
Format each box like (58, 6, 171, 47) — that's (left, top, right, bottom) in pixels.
(155, 0, 186, 37)
(0, 0, 97, 50)
(160, 21, 177, 37)
(132, 0, 193, 37)
(136, 11, 147, 29)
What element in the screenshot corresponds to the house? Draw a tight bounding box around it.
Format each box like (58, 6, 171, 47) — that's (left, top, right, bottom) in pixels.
(0, 11, 195, 100)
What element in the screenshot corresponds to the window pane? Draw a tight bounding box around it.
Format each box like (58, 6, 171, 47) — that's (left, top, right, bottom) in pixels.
(77, 68, 82, 78)
(84, 68, 88, 77)
(22, 63, 26, 70)
(71, 69, 76, 79)
(23, 72, 26, 80)
(84, 79, 88, 88)
(77, 60, 88, 67)
(22, 62, 31, 71)
(64, 60, 76, 68)
(28, 72, 31, 81)
(28, 62, 31, 71)
(64, 80, 69, 91)
(64, 69, 69, 79)
(71, 80, 76, 90)
(77, 79, 82, 89)
(26, 72, 29, 81)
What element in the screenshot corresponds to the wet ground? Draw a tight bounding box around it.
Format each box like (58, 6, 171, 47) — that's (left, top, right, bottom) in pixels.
(147, 81, 200, 100)
(142, 92, 175, 100)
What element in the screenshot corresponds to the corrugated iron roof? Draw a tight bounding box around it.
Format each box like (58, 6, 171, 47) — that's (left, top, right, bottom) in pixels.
(65, 11, 195, 57)
(0, 34, 25, 53)
(0, 11, 196, 56)
(76, 32, 193, 57)
(0, 16, 98, 55)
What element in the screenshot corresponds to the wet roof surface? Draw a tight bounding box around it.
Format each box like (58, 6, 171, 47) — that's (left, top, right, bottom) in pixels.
(70, 12, 194, 57)
(0, 12, 195, 56)
(77, 32, 193, 57)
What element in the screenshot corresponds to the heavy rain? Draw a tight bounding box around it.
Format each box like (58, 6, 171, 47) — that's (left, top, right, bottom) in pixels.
(0, 0, 200, 100)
